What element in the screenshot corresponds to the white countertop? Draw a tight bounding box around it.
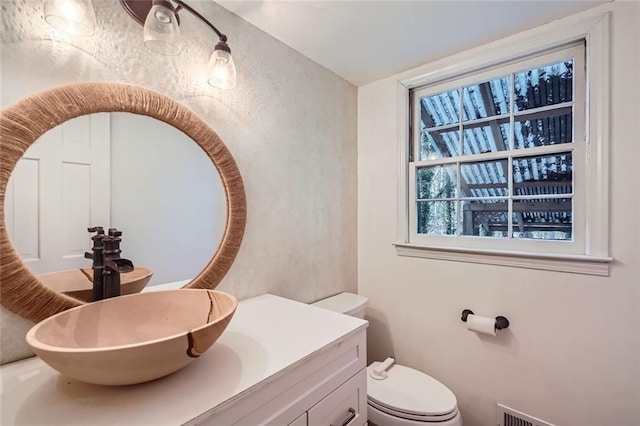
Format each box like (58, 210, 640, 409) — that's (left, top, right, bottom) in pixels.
(0, 294, 367, 425)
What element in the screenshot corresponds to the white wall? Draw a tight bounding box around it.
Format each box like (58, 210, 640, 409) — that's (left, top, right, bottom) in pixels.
(358, 3, 639, 426)
(0, 0, 357, 363)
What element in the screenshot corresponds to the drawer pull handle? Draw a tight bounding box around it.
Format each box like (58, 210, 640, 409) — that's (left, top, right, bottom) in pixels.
(331, 407, 356, 426)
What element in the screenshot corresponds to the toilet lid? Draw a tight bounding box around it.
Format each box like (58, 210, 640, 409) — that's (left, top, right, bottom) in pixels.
(367, 362, 457, 417)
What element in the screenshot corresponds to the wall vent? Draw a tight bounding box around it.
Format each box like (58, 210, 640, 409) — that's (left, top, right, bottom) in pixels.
(497, 404, 555, 426)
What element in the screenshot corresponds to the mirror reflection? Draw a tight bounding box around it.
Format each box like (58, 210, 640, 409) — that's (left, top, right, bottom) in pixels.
(4, 112, 227, 301)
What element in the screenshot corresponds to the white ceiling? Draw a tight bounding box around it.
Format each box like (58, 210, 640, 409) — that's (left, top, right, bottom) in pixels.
(216, 0, 606, 86)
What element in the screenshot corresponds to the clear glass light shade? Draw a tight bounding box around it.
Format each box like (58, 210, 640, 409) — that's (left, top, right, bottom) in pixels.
(207, 49, 237, 90)
(43, 0, 96, 36)
(143, 3, 181, 56)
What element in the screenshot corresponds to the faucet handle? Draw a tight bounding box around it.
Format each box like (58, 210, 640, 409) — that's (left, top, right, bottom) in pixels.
(87, 226, 105, 247)
(108, 228, 123, 238)
(88, 226, 104, 234)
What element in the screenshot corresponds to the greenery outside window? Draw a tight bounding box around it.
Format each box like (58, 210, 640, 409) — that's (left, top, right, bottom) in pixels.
(410, 45, 585, 254)
(395, 10, 612, 275)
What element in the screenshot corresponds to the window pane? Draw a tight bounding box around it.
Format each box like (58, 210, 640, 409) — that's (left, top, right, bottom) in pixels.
(460, 160, 508, 197)
(514, 59, 573, 112)
(416, 165, 457, 199)
(512, 153, 573, 196)
(462, 76, 510, 121)
(417, 201, 458, 235)
(514, 110, 572, 149)
(461, 199, 508, 237)
(512, 198, 572, 240)
(462, 122, 509, 155)
(419, 129, 460, 160)
(419, 89, 461, 129)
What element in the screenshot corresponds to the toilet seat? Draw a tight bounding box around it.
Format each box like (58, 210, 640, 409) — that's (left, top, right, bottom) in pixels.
(367, 362, 459, 422)
(368, 398, 459, 422)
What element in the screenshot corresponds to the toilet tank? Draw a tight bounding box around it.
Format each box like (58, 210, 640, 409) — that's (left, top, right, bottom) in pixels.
(311, 292, 368, 319)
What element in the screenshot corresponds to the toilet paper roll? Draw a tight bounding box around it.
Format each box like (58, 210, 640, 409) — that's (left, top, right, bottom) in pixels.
(466, 314, 496, 336)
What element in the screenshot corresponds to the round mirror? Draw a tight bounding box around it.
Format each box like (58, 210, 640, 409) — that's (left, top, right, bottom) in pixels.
(5, 112, 227, 301)
(0, 82, 246, 323)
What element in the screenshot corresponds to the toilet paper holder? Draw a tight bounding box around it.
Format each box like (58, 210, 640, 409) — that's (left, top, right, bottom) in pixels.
(461, 309, 510, 331)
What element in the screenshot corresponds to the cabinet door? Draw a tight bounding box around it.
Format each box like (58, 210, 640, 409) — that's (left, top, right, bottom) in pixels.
(308, 369, 367, 426)
(288, 412, 308, 426)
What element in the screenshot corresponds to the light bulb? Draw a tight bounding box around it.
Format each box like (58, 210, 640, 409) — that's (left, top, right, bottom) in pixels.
(207, 46, 237, 90)
(43, 0, 96, 36)
(143, 0, 181, 56)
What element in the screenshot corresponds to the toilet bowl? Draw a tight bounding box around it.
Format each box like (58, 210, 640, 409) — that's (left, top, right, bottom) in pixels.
(367, 359, 462, 426)
(311, 293, 463, 426)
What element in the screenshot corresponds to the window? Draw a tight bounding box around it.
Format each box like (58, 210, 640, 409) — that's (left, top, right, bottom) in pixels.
(410, 45, 585, 253)
(396, 11, 611, 275)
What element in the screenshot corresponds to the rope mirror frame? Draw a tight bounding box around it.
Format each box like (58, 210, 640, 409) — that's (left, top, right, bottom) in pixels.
(0, 82, 246, 323)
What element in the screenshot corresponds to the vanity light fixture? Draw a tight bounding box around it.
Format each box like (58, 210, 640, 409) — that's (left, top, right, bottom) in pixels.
(120, 0, 237, 89)
(142, 0, 182, 56)
(42, 0, 237, 90)
(43, 0, 96, 36)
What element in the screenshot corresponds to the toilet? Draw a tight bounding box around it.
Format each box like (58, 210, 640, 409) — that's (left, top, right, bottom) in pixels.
(312, 293, 463, 426)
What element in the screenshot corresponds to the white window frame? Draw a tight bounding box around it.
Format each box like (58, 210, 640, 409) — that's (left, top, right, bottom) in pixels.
(394, 8, 612, 276)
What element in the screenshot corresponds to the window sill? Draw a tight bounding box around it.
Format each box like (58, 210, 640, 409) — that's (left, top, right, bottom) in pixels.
(394, 243, 612, 276)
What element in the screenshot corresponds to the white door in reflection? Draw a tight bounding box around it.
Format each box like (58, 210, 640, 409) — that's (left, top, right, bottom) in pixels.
(5, 113, 110, 274)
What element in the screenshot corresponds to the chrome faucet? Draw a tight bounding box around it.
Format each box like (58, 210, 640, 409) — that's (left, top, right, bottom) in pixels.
(85, 227, 134, 301)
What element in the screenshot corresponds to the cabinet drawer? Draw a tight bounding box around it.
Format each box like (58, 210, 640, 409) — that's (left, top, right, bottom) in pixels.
(288, 412, 308, 426)
(211, 331, 366, 426)
(308, 369, 366, 426)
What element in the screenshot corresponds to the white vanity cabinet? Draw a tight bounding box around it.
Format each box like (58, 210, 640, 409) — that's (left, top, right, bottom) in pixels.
(0, 294, 368, 426)
(187, 294, 368, 426)
(305, 369, 367, 426)
(289, 413, 309, 426)
(202, 321, 367, 426)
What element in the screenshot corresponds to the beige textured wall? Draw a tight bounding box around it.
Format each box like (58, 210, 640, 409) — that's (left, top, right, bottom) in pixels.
(358, 3, 639, 426)
(0, 0, 357, 363)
